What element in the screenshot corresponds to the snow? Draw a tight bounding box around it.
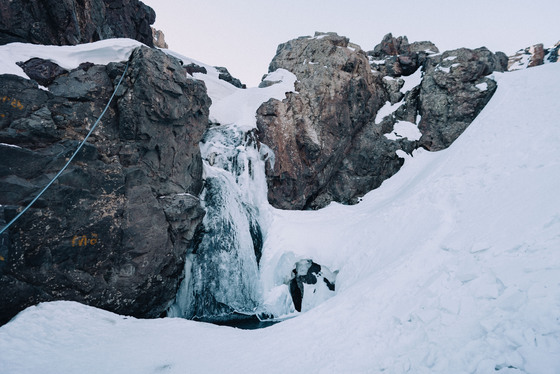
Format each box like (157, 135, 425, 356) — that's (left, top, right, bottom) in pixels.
(476, 82, 489, 91)
(375, 100, 403, 124)
(179, 60, 296, 130)
(400, 68, 423, 93)
(0, 143, 22, 149)
(370, 58, 386, 65)
(385, 120, 422, 141)
(0, 38, 143, 79)
(1, 40, 560, 373)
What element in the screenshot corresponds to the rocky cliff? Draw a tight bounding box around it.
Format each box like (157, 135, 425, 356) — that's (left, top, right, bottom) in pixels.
(257, 33, 395, 210)
(0, 0, 156, 47)
(257, 32, 507, 210)
(0, 47, 210, 325)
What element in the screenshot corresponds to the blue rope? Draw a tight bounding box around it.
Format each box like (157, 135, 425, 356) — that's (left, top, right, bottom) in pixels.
(0, 60, 130, 236)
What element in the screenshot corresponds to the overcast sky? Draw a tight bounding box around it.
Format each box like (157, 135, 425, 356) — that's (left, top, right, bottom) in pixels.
(142, 0, 560, 87)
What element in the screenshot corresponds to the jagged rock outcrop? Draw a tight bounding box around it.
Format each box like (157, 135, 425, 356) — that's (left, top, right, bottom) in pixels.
(0, 46, 210, 325)
(257, 32, 402, 210)
(214, 66, 246, 89)
(368, 33, 508, 151)
(416, 47, 507, 150)
(258, 32, 508, 209)
(0, 0, 156, 47)
(368, 33, 439, 77)
(508, 41, 560, 70)
(151, 27, 168, 49)
(16, 58, 69, 87)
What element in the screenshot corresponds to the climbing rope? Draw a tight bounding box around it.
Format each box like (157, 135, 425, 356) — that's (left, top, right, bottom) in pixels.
(0, 60, 130, 236)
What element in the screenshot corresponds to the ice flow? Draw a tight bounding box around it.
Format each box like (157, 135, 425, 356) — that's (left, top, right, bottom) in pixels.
(168, 125, 271, 320)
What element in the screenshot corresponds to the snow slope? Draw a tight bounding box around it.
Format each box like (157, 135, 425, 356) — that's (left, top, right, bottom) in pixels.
(1, 47, 559, 373)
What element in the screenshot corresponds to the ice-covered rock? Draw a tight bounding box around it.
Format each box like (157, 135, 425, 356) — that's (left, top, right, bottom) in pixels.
(289, 259, 336, 313)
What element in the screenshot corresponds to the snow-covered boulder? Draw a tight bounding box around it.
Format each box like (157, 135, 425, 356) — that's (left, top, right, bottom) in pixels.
(0, 45, 210, 325)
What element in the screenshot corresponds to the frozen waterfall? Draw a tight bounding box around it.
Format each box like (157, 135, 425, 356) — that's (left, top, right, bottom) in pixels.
(166, 67, 335, 323)
(168, 125, 272, 321)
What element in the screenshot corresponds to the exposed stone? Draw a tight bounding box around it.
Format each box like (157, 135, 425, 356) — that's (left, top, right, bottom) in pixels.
(417, 47, 505, 150)
(16, 58, 69, 87)
(547, 41, 560, 63)
(151, 27, 168, 49)
(215, 66, 246, 89)
(0, 0, 156, 47)
(370, 33, 410, 56)
(185, 63, 208, 76)
(528, 44, 545, 67)
(508, 41, 560, 70)
(368, 33, 439, 78)
(257, 33, 509, 209)
(0, 46, 210, 325)
(289, 259, 336, 312)
(257, 32, 402, 210)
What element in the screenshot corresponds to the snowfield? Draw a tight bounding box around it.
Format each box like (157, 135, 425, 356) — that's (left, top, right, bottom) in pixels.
(0, 41, 559, 374)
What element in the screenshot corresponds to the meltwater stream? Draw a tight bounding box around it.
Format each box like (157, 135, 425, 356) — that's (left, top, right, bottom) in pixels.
(168, 124, 273, 322)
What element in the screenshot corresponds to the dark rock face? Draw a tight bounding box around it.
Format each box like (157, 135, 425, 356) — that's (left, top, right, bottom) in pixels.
(16, 58, 69, 87)
(215, 66, 246, 89)
(258, 32, 507, 209)
(0, 0, 155, 47)
(185, 63, 208, 76)
(417, 48, 506, 150)
(548, 42, 560, 63)
(0, 46, 210, 325)
(257, 32, 401, 210)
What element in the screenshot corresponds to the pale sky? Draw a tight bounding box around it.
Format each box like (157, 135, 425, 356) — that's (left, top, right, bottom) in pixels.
(142, 0, 559, 87)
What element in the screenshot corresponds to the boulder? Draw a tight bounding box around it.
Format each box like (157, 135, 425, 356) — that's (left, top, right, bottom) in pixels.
(258, 33, 509, 209)
(0, 46, 210, 325)
(547, 41, 560, 63)
(215, 66, 246, 89)
(289, 259, 336, 312)
(417, 47, 506, 150)
(0, 0, 155, 46)
(16, 58, 69, 87)
(257, 32, 401, 210)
